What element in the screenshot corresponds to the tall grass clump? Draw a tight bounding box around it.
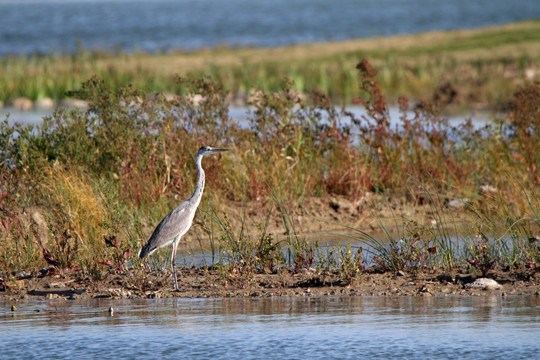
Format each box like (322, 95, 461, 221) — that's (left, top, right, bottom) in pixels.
(343, 180, 539, 275)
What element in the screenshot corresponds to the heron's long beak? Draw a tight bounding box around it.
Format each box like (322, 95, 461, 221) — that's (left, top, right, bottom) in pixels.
(211, 148, 228, 153)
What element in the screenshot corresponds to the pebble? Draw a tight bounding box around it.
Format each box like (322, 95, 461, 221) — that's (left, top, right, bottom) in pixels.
(478, 184, 497, 194)
(48, 282, 65, 288)
(15, 271, 32, 280)
(447, 198, 469, 209)
(106, 288, 131, 298)
(465, 278, 502, 290)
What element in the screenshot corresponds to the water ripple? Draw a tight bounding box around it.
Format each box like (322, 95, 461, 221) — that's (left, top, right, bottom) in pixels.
(1, 296, 539, 359)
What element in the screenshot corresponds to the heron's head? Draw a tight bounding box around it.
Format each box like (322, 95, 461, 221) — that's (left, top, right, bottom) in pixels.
(197, 146, 229, 157)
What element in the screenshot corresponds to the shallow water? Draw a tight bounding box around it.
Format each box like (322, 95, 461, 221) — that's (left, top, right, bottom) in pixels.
(1, 0, 539, 56)
(1, 296, 539, 359)
(2, 105, 491, 128)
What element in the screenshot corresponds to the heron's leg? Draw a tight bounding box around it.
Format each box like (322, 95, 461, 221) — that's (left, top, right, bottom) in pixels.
(171, 240, 180, 291)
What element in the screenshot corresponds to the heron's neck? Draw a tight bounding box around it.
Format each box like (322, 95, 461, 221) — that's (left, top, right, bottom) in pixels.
(189, 154, 205, 205)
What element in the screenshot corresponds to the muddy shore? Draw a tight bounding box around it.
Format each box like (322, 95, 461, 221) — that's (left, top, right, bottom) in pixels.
(2, 266, 539, 302)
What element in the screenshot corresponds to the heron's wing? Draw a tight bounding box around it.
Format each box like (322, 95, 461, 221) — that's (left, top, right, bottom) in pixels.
(138, 201, 194, 258)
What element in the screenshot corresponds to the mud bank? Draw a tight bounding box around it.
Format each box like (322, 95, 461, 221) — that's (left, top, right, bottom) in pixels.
(2, 266, 539, 302)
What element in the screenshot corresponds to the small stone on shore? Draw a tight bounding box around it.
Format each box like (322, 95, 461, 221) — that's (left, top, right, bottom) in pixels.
(465, 278, 502, 290)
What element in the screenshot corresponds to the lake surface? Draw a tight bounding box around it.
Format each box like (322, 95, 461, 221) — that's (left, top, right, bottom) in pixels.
(0, 0, 539, 56)
(1, 296, 539, 359)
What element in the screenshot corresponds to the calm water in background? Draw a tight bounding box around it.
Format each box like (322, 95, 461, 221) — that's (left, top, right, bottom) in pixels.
(1, 296, 539, 359)
(1, 105, 492, 137)
(0, 0, 539, 56)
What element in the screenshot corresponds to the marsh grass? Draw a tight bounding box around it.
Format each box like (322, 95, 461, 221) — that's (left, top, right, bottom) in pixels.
(327, 201, 440, 275)
(465, 177, 540, 270)
(205, 194, 321, 277)
(0, 56, 538, 280)
(336, 180, 539, 276)
(200, 204, 288, 287)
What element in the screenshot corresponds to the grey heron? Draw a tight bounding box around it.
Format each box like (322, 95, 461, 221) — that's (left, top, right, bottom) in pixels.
(138, 145, 228, 290)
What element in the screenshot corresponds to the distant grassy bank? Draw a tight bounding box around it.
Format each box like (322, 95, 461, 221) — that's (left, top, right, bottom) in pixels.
(1, 20, 539, 111)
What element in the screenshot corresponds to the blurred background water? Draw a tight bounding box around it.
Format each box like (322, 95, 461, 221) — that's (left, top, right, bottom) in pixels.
(0, 0, 539, 56)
